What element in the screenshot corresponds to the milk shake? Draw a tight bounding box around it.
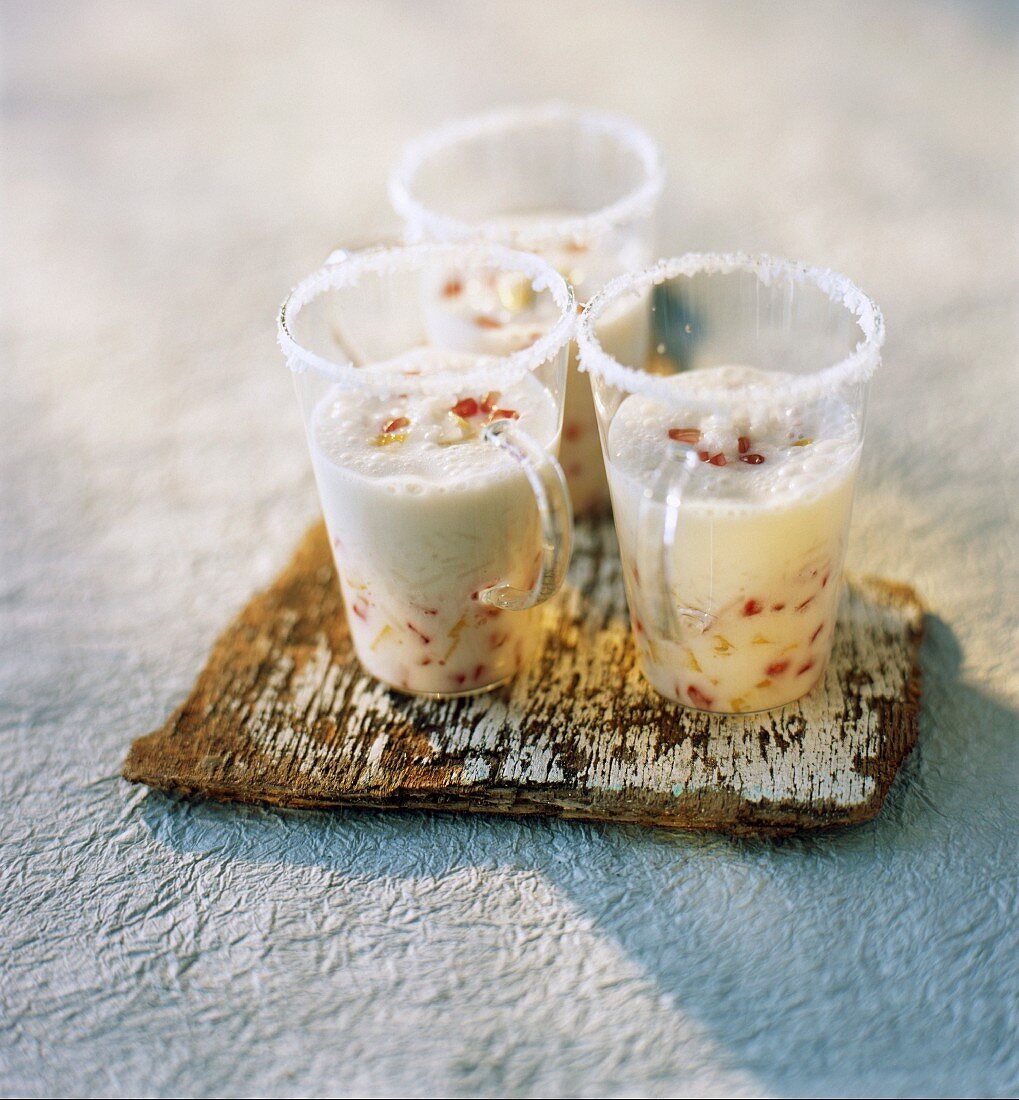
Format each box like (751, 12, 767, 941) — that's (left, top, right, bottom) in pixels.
(310, 349, 559, 696)
(605, 366, 860, 713)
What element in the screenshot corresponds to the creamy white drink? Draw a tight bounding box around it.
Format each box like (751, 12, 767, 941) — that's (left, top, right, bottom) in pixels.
(420, 217, 651, 516)
(605, 366, 860, 713)
(310, 349, 559, 696)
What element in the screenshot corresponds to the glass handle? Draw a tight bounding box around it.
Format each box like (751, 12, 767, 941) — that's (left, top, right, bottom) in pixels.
(479, 419, 574, 611)
(637, 444, 714, 639)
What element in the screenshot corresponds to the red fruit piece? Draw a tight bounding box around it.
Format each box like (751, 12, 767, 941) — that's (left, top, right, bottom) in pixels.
(668, 427, 701, 445)
(351, 597, 368, 621)
(743, 599, 763, 617)
(382, 416, 410, 434)
(452, 397, 479, 418)
(797, 660, 815, 676)
(475, 315, 502, 329)
(489, 408, 519, 420)
(698, 450, 711, 462)
(766, 660, 790, 676)
(687, 684, 715, 708)
(810, 622, 824, 644)
(738, 435, 751, 454)
(420, 658, 432, 666)
(480, 391, 500, 414)
(442, 279, 463, 298)
(709, 453, 727, 466)
(740, 453, 766, 464)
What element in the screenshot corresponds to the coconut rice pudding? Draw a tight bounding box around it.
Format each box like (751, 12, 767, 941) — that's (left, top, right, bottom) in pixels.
(605, 365, 860, 713)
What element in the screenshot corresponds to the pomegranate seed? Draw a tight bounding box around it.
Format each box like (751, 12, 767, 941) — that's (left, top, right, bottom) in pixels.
(441, 279, 462, 298)
(738, 435, 751, 454)
(480, 391, 499, 414)
(490, 408, 519, 420)
(475, 315, 502, 329)
(698, 450, 711, 462)
(766, 660, 790, 676)
(743, 599, 763, 617)
(668, 427, 701, 445)
(709, 453, 727, 466)
(797, 660, 815, 676)
(452, 397, 479, 418)
(810, 622, 824, 644)
(687, 684, 714, 708)
(382, 416, 409, 434)
(740, 453, 766, 464)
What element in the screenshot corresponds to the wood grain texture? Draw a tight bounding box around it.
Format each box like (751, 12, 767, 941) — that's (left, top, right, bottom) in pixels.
(123, 520, 925, 836)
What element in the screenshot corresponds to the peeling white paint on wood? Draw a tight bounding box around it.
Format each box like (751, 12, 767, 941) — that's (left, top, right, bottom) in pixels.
(125, 520, 924, 835)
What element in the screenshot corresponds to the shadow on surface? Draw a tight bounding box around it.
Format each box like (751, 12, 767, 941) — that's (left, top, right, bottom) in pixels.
(136, 613, 1017, 1098)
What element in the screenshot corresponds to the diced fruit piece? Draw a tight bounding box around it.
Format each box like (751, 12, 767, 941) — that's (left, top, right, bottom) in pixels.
(709, 453, 727, 466)
(739, 453, 766, 464)
(738, 435, 751, 454)
(475, 315, 503, 329)
(451, 397, 479, 418)
(406, 622, 431, 645)
(698, 450, 711, 462)
(489, 408, 519, 421)
(441, 278, 462, 298)
(382, 416, 410, 434)
(370, 431, 408, 447)
(792, 437, 813, 447)
(751, 634, 770, 645)
(766, 660, 790, 676)
(687, 684, 714, 708)
(797, 660, 815, 676)
(743, 599, 763, 616)
(684, 649, 702, 673)
(668, 427, 701, 445)
(756, 679, 773, 689)
(351, 597, 368, 621)
(772, 603, 786, 611)
(480, 391, 500, 414)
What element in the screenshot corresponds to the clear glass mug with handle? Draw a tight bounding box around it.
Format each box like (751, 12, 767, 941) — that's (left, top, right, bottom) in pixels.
(577, 253, 884, 714)
(278, 243, 575, 698)
(388, 103, 665, 518)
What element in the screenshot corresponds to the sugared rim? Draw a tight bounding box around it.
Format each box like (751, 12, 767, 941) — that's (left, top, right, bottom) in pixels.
(278, 242, 575, 395)
(388, 103, 665, 247)
(577, 252, 885, 407)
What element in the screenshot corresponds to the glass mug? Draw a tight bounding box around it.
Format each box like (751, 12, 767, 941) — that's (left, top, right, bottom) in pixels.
(278, 243, 575, 698)
(577, 253, 885, 714)
(388, 103, 665, 517)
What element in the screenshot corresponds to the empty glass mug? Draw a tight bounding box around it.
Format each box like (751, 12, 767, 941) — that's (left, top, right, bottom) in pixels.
(278, 243, 575, 698)
(388, 103, 665, 517)
(577, 253, 884, 714)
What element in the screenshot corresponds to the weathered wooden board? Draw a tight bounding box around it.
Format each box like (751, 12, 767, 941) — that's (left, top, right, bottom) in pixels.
(124, 520, 925, 836)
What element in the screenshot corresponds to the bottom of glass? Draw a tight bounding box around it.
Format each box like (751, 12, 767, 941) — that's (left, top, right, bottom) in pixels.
(365, 669, 515, 702)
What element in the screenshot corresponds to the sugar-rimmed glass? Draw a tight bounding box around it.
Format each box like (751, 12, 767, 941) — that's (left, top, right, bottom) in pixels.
(279, 243, 575, 698)
(577, 253, 884, 714)
(388, 103, 665, 517)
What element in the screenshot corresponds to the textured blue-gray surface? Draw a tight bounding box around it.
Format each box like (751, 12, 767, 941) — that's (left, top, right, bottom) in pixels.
(2, 2, 1016, 1097)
